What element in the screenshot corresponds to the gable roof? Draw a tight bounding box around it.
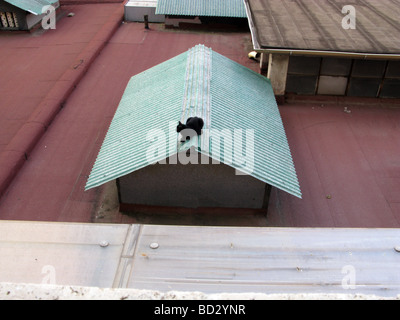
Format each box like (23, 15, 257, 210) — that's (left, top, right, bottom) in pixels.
(155, 0, 247, 18)
(85, 45, 302, 199)
(4, 0, 59, 15)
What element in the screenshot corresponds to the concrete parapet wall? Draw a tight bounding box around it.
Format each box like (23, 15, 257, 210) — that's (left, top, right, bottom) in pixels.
(1, 283, 398, 300)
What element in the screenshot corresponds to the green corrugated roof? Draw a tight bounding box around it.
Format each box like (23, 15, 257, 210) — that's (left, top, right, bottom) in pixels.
(4, 0, 58, 15)
(155, 0, 247, 18)
(86, 45, 302, 198)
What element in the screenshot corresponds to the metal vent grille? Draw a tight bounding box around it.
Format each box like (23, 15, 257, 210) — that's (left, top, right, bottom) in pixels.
(0, 12, 19, 29)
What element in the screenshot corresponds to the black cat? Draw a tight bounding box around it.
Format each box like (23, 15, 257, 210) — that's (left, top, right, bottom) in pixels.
(177, 117, 204, 141)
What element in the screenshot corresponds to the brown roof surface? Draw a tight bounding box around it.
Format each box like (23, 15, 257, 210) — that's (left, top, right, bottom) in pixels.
(0, 3, 399, 228)
(246, 0, 400, 55)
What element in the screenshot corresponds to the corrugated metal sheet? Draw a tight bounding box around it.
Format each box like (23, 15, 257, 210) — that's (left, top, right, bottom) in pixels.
(86, 45, 302, 198)
(179, 45, 212, 153)
(5, 0, 59, 15)
(85, 52, 187, 189)
(210, 50, 301, 197)
(155, 0, 247, 18)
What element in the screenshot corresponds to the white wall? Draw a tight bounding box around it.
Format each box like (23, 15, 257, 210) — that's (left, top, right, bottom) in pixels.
(119, 153, 266, 209)
(125, 0, 165, 22)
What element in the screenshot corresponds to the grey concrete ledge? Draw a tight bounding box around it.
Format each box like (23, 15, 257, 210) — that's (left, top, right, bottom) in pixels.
(1, 283, 399, 300)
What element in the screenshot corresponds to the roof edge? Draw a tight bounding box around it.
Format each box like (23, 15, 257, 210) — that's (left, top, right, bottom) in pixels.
(244, 0, 262, 52)
(86, 145, 302, 199)
(85, 44, 302, 199)
(4, 0, 60, 15)
(255, 48, 400, 60)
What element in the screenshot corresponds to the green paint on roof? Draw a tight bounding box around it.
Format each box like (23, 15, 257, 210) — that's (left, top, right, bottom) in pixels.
(86, 45, 302, 199)
(5, 0, 59, 15)
(155, 0, 247, 18)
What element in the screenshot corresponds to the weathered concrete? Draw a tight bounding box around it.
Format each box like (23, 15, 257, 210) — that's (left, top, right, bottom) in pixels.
(267, 53, 289, 97)
(259, 52, 268, 71)
(119, 154, 266, 209)
(1, 283, 398, 300)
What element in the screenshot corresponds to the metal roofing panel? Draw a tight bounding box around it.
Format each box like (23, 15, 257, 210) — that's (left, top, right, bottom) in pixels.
(178, 45, 212, 153)
(210, 50, 301, 197)
(0, 221, 129, 287)
(156, 0, 247, 18)
(85, 52, 187, 190)
(5, 0, 59, 15)
(86, 45, 301, 198)
(125, 225, 400, 296)
(2, 221, 399, 297)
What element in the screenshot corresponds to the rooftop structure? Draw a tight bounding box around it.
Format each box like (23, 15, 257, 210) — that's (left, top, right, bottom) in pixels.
(4, 0, 59, 15)
(156, 0, 247, 18)
(245, 0, 400, 58)
(124, 0, 165, 23)
(85, 45, 302, 203)
(244, 0, 400, 98)
(0, 0, 59, 30)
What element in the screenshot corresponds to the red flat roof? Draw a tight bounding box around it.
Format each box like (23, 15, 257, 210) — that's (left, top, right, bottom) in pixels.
(0, 6, 399, 227)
